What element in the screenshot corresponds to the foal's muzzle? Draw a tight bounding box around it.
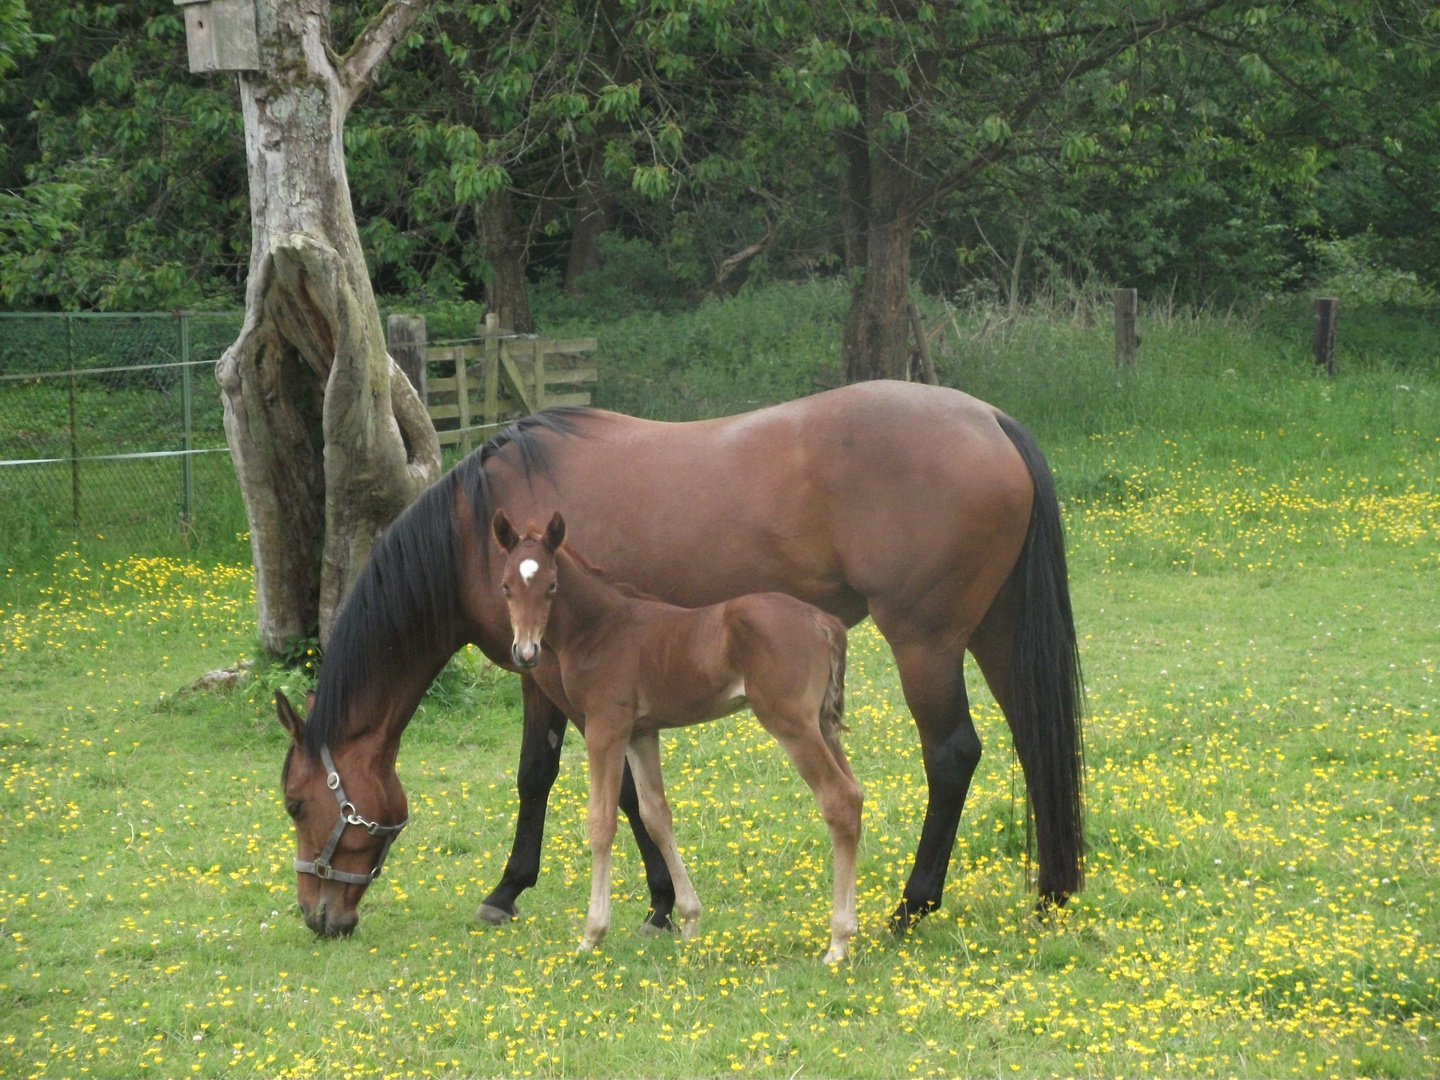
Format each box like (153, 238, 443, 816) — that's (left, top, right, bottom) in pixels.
(512, 641, 540, 668)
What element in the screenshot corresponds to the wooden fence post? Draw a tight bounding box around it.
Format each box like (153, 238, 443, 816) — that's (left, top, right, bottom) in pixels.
(1114, 288, 1138, 369)
(454, 343, 472, 456)
(483, 312, 501, 431)
(387, 314, 427, 400)
(906, 301, 939, 386)
(1313, 297, 1338, 377)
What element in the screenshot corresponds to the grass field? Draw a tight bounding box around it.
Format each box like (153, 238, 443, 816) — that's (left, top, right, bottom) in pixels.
(1, 298, 1437, 1079)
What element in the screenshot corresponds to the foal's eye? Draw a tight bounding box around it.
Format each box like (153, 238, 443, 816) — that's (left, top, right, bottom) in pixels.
(285, 799, 303, 819)
(546, 583, 557, 594)
(501, 584, 510, 595)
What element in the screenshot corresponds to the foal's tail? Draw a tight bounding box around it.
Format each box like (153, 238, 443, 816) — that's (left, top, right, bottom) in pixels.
(816, 613, 848, 737)
(995, 413, 1086, 903)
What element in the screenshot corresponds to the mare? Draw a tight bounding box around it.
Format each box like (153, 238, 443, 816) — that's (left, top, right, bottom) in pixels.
(491, 508, 860, 960)
(275, 381, 1082, 939)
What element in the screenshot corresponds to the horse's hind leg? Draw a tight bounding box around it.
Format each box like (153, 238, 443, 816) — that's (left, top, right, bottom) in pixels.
(884, 639, 981, 933)
(478, 676, 676, 928)
(625, 731, 701, 939)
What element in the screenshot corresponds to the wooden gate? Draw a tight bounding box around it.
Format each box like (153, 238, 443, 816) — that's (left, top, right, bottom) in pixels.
(421, 314, 597, 454)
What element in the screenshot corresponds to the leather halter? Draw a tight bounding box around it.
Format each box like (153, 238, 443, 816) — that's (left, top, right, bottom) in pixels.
(293, 745, 408, 886)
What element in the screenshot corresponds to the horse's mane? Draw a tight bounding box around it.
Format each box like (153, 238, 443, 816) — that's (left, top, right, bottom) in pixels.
(302, 406, 595, 754)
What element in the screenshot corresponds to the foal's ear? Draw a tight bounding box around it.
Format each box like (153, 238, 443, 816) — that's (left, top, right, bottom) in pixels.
(492, 510, 519, 551)
(544, 511, 566, 553)
(275, 690, 304, 742)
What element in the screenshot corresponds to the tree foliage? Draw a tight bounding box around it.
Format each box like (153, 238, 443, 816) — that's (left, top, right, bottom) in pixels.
(1, 1, 1436, 319)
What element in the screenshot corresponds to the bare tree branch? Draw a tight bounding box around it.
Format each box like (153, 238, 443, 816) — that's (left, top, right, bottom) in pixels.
(342, 0, 435, 100)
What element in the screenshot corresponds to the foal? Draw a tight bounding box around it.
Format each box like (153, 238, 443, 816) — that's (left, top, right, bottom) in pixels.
(493, 510, 862, 962)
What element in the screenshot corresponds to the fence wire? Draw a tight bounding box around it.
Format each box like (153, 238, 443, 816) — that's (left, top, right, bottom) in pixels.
(0, 313, 245, 554)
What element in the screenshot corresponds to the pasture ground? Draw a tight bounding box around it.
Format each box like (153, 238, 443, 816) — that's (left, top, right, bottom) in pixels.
(1, 301, 1437, 1079)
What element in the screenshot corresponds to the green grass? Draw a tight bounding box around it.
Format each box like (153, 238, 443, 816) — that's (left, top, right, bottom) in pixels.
(1, 294, 1437, 1078)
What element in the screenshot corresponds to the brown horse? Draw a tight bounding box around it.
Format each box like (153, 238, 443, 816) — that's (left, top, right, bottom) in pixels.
(276, 381, 1082, 939)
(491, 508, 860, 960)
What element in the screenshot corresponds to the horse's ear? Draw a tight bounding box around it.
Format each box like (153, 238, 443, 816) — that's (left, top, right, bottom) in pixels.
(275, 690, 304, 742)
(304, 689, 316, 713)
(544, 511, 566, 553)
(492, 510, 519, 551)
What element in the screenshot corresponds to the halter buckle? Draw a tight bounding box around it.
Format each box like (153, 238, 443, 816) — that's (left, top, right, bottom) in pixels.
(327, 772, 340, 790)
(313, 860, 333, 880)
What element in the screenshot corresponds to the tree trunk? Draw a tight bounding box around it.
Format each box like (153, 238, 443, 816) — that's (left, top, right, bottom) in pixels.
(840, 68, 916, 383)
(478, 187, 534, 332)
(835, 64, 870, 276)
(564, 152, 613, 292)
(216, 0, 440, 652)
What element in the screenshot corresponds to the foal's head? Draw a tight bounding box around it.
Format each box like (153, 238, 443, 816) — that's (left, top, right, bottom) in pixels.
(492, 509, 566, 668)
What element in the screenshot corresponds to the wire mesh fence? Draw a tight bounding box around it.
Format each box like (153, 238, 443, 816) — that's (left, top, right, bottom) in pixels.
(0, 312, 246, 556)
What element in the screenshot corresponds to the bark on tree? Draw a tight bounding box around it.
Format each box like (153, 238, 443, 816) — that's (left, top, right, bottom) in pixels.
(478, 187, 535, 332)
(841, 68, 916, 383)
(564, 151, 614, 292)
(216, 0, 441, 653)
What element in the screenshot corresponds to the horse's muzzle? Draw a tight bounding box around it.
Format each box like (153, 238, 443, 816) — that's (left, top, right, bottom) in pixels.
(512, 642, 540, 668)
(302, 901, 357, 938)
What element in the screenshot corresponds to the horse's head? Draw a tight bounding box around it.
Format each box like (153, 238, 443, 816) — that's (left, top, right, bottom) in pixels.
(492, 509, 565, 669)
(276, 690, 409, 938)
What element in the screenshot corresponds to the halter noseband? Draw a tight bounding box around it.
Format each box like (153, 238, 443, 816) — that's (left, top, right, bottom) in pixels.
(293, 744, 408, 886)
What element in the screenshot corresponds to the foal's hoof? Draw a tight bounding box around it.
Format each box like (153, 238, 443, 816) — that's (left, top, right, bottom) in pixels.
(473, 902, 517, 926)
(887, 897, 937, 935)
(821, 947, 849, 965)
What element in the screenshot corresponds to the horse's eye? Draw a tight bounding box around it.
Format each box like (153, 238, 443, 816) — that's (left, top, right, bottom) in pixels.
(546, 582, 557, 594)
(501, 584, 510, 595)
(285, 799, 303, 819)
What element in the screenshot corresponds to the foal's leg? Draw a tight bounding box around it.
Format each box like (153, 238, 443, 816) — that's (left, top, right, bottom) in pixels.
(625, 731, 702, 939)
(479, 676, 677, 928)
(757, 704, 863, 963)
(581, 721, 629, 951)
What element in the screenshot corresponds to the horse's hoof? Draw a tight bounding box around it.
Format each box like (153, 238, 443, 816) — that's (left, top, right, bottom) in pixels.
(888, 898, 935, 935)
(473, 903, 516, 925)
(679, 919, 699, 941)
(821, 948, 848, 965)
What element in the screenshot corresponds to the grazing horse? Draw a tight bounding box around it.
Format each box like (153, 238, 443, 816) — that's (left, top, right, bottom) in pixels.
(276, 381, 1082, 939)
(491, 508, 860, 960)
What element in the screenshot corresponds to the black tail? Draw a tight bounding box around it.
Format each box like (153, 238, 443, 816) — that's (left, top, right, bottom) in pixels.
(995, 413, 1085, 901)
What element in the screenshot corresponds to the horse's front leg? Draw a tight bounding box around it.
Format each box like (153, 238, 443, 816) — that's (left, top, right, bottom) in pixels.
(626, 730, 701, 939)
(581, 720, 629, 951)
(477, 675, 566, 923)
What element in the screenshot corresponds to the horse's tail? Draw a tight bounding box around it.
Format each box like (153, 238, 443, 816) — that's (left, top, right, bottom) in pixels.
(995, 412, 1085, 902)
(816, 613, 848, 737)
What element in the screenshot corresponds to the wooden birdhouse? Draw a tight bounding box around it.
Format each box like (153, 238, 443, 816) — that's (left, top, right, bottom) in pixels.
(174, 0, 260, 73)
